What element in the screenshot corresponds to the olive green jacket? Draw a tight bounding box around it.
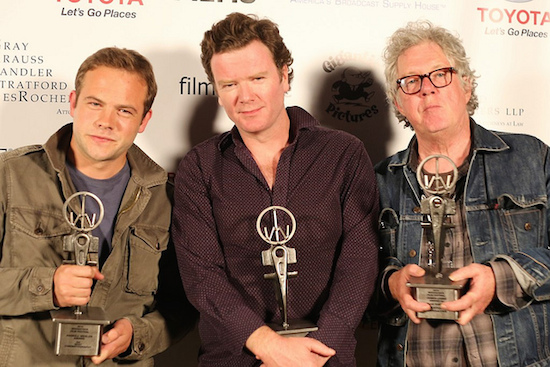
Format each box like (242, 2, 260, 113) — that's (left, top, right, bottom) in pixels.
(0, 124, 194, 366)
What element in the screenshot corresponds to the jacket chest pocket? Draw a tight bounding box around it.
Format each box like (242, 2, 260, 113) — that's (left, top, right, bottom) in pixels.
(497, 194, 546, 251)
(125, 225, 169, 296)
(9, 207, 71, 266)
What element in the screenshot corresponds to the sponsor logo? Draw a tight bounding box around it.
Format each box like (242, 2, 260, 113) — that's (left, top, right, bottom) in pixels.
(322, 52, 379, 124)
(291, 0, 332, 5)
(477, 104, 527, 129)
(60, 7, 138, 18)
(179, 76, 216, 96)
(57, 0, 142, 19)
(191, 0, 255, 3)
(381, 1, 445, 10)
(477, 7, 550, 26)
(1, 41, 70, 104)
(57, 0, 144, 4)
(478, 3, 549, 38)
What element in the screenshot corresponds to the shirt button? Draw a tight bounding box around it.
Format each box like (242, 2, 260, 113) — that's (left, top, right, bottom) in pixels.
(397, 344, 404, 351)
(138, 342, 145, 352)
(34, 227, 44, 235)
(36, 285, 44, 293)
(413, 206, 421, 213)
(409, 249, 417, 258)
(524, 223, 532, 231)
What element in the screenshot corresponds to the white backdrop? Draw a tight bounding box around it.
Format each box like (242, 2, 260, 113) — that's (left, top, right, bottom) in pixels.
(1, 0, 549, 173)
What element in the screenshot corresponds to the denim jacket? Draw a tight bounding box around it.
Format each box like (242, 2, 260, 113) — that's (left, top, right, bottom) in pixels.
(0, 124, 194, 366)
(375, 120, 550, 367)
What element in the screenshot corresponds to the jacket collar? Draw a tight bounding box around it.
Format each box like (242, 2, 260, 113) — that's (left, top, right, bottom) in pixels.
(44, 123, 166, 188)
(386, 118, 510, 172)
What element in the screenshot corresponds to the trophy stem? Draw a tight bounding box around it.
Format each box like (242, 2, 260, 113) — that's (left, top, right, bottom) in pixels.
(273, 246, 289, 329)
(74, 306, 83, 316)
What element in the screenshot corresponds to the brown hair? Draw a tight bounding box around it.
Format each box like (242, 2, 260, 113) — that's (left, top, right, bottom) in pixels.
(201, 12, 294, 88)
(74, 47, 157, 118)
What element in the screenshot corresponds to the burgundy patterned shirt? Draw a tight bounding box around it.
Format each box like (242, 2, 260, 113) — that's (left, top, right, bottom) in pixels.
(172, 106, 379, 366)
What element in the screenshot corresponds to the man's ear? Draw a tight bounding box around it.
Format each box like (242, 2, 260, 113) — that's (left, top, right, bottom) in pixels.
(69, 90, 77, 117)
(138, 109, 152, 133)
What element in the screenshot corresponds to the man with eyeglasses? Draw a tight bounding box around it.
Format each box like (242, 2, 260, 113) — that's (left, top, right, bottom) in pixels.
(373, 20, 550, 366)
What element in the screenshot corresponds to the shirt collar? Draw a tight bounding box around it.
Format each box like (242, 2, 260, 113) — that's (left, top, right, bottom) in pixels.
(217, 106, 320, 152)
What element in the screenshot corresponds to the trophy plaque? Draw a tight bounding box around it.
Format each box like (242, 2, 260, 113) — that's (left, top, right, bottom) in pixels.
(257, 206, 318, 337)
(51, 192, 111, 356)
(406, 155, 468, 320)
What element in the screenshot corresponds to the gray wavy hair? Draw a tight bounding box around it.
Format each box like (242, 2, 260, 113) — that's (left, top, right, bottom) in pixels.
(383, 20, 479, 128)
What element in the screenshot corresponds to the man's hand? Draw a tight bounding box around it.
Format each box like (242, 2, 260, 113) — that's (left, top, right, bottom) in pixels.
(246, 326, 335, 367)
(388, 264, 431, 324)
(441, 263, 496, 325)
(91, 318, 134, 365)
(53, 264, 104, 307)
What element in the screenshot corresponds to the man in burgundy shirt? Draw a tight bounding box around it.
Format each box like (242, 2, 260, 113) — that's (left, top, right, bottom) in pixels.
(172, 12, 379, 367)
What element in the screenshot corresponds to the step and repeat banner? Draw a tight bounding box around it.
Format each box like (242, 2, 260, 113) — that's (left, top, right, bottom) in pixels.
(1, 0, 549, 173)
(0, 0, 550, 172)
(1, 1, 549, 365)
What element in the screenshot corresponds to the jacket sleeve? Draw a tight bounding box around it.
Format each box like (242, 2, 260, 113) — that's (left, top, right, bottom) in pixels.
(171, 150, 266, 357)
(307, 141, 380, 366)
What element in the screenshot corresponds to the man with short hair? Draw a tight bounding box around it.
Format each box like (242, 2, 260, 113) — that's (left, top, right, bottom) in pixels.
(172, 12, 379, 367)
(0, 47, 194, 366)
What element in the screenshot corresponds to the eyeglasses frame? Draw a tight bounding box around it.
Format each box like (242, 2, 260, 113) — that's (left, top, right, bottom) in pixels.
(396, 67, 456, 95)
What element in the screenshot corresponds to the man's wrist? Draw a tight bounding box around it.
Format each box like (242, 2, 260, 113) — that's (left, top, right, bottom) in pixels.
(245, 325, 279, 359)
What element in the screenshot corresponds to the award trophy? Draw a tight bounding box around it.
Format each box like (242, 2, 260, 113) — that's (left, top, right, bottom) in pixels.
(256, 206, 318, 337)
(51, 192, 111, 356)
(406, 155, 468, 320)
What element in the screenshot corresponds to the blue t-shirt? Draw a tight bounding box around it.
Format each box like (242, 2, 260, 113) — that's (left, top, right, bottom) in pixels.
(67, 160, 130, 268)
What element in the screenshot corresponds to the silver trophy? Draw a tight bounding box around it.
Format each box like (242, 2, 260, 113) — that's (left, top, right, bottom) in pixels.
(257, 206, 318, 337)
(51, 192, 111, 355)
(406, 155, 468, 320)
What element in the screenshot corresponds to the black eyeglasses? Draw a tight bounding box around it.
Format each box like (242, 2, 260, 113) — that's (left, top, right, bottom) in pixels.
(396, 67, 456, 95)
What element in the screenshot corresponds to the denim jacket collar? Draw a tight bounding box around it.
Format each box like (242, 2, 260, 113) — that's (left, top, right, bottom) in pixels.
(384, 118, 510, 174)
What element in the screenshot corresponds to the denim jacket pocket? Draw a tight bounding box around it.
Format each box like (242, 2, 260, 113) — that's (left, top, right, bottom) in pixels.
(125, 225, 169, 296)
(497, 194, 546, 251)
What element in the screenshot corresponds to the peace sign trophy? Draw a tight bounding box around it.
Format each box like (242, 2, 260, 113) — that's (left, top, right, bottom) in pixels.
(406, 155, 468, 320)
(51, 192, 111, 355)
(257, 206, 318, 337)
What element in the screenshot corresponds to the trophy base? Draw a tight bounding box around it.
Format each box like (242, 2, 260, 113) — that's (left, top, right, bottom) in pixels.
(268, 319, 318, 337)
(407, 268, 468, 320)
(51, 307, 111, 356)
